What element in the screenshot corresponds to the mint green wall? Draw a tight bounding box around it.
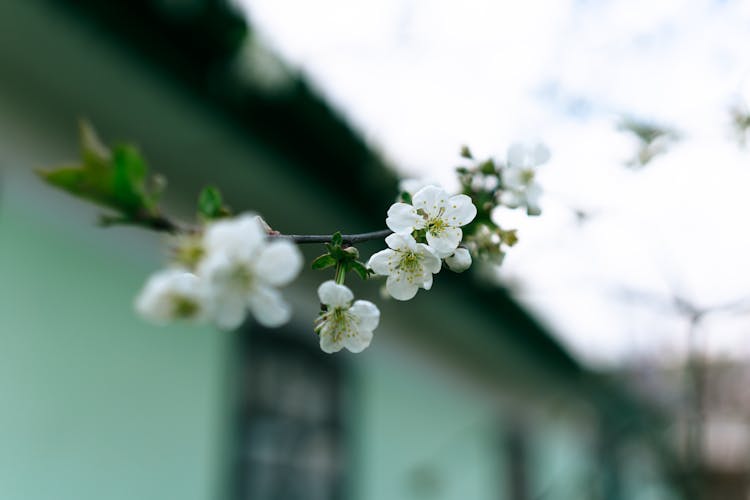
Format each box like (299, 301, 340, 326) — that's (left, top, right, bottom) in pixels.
(353, 351, 504, 500)
(0, 196, 232, 500)
(529, 421, 597, 500)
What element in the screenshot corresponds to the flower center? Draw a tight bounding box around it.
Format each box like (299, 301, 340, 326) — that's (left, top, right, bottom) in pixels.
(319, 308, 356, 343)
(427, 217, 447, 235)
(398, 251, 422, 273)
(520, 169, 535, 184)
(227, 263, 254, 290)
(172, 295, 200, 318)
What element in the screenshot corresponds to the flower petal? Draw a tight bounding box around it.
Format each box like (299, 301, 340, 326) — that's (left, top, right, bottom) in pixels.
(526, 184, 542, 216)
(320, 333, 344, 354)
(344, 328, 373, 353)
(531, 143, 550, 165)
(445, 248, 472, 272)
(386, 272, 419, 301)
(351, 300, 380, 332)
(367, 249, 396, 276)
(204, 213, 265, 259)
(135, 269, 209, 324)
(502, 167, 525, 190)
(247, 285, 291, 327)
(254, 240, 303, 287)
(499, 190, 523, 208)
(443, 194, 477, 227)
(385, 232, 417, 252)
(421, 273, 433, 291)
(212, 293, 247, 330)
(317, 280, 354, 308)
(417, 244, 442, 274)
(386, 202, 423, 233)
(507, 142, 527, 167)
(426, 226, 462, 257)
(412, 185, 448, 219)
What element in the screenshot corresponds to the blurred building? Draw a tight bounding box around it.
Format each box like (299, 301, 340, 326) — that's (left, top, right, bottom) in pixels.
(624, 359, 750, 500)
(0, 1, 683, 499)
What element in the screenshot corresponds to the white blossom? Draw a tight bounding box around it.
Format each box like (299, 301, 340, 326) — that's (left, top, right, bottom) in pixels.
(445, 248, 472, 273)
(500, 142, 549, 215)
(465, 224, 505, 265)
(315, 280, 380, 353)
(135, 269, 211, 324)
(367, 233, 441, 300)
(197, 213, 302, 330)
(386, 185, 477, 257)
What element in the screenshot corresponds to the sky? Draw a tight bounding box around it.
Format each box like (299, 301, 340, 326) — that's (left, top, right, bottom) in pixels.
(232, 0, 750, 366)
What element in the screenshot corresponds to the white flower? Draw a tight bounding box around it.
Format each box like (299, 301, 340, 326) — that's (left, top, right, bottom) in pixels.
(197, 213, 302, 330)
(386, 185, 477, 257)
(445, 248, 472, 273)
(367, 233, 441, 300)
(500, 142, 549, 215)
(135, 269, 211, 324)
(315, 281, 380, 354)
(464, 224, 505, 265)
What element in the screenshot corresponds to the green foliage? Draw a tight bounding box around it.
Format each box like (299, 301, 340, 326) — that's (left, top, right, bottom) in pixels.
(460, 144, 473, 159)
(312, 231, 371, 281)
(349, 261, 371, 280)
(311, 254, 337, 270)
(37, 121, 162, 219)
(198, 186, 231, 220)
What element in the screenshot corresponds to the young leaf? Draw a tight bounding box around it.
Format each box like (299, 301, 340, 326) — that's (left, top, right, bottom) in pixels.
(330, 231, 343, 247)
(311, 254, 336, 270)
(79, 119, 111, 169)
(112, 144, 153, 214)
(350, 261, 371, 280)
(198, 186, 229, 219)
(37, 122, 161, 218)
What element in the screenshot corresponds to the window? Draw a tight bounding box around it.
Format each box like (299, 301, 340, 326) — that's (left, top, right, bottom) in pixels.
(233, 327, 347, 500)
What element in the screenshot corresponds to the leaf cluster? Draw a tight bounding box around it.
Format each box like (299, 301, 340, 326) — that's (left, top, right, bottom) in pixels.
(37, 121, 166, 228)
(198, 186, 232, 220)
(311, 232, 371, 280)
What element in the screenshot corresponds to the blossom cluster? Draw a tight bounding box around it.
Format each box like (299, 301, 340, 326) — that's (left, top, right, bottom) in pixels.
(453, 142, 550, 264)
(367, 185, 477, 300)
(136, 214, 302, 330)
(41, 124, 549, 356)
(129, 144, 549, 355)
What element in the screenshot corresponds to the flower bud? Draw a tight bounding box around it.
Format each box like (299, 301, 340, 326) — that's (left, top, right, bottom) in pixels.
(445, 248, 472, 273)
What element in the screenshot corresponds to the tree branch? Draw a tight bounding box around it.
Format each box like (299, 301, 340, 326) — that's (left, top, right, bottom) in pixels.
(270, 229, 393, 244)
(104, 210, 392, 245)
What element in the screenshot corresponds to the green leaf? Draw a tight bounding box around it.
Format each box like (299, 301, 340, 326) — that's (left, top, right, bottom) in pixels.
(112, 144, 152, 214)
(399, 191, 413, 204)
(198, 186, 229, 219)
(79, 119, 111, 170)
(460, 145, 473, 159)
(479, 159, 496, 175)
(350, 261, 371, 280)
(311, 254, 336, 270)
(37, 121, 161, 218)
(331, 231, 343, 247)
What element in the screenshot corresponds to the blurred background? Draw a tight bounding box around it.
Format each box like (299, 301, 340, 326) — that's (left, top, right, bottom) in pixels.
(1, 0, 749, 499)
